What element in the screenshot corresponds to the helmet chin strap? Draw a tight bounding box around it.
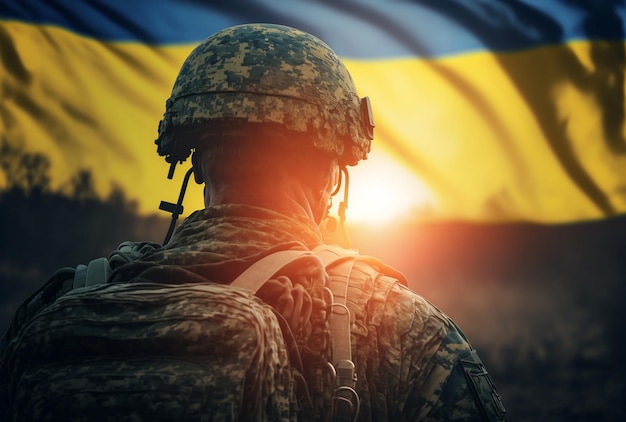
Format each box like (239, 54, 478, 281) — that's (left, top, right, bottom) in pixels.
(320, 167, 351, 249)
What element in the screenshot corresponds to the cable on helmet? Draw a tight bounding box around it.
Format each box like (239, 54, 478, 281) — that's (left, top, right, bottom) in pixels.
(321, 166, 351, 248)
(159, 166, 194, 245)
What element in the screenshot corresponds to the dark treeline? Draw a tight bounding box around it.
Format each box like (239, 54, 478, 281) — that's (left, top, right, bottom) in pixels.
(0, 186, 168, 277)
(1, 142, 626, 420)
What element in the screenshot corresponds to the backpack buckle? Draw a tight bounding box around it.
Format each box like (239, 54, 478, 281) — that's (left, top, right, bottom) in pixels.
(332, 359, 359, 422)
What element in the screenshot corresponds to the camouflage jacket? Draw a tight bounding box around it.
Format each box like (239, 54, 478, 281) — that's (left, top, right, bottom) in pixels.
(1, 204, 505, 421)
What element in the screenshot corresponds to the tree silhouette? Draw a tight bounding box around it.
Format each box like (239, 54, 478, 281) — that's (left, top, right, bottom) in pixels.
(18, 153, 51, 195)
(0, 139, 20, 186)
(69, 169, 98, 201)
(0, 140, 51, 195)
(107, 183, 139, 214)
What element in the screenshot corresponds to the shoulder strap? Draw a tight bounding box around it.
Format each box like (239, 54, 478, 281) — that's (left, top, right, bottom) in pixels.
(313, 245, 361, 422)
(231, 245, 363, 421)
(70, 249, 318, 293)
(315, 244, 408, 286)
(313, 244, 408, 421)
(313, 245, 357, 363)
(230, 250, 321, 292)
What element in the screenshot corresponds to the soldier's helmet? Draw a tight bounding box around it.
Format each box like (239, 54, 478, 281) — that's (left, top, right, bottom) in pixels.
(155, 23, 374, 172)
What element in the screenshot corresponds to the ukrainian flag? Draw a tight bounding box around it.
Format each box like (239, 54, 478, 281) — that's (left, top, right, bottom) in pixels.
(1, 1, 625, 223)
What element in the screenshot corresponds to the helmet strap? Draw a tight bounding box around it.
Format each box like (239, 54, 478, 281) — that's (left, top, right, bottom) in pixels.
(320, 167, 351, 248)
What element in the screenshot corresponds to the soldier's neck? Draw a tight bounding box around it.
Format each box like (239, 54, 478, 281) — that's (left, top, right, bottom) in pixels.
(206, 183, 320, 223)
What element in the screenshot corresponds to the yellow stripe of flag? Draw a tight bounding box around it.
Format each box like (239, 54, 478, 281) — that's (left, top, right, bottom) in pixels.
(2, 20, 625, 222)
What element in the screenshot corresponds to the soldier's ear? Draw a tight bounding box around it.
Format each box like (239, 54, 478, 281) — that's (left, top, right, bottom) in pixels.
(191, 151, 204, 184)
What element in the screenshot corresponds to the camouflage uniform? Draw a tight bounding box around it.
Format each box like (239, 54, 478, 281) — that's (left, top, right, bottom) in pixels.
(152, 206, 506, 421)
(116, 205, 507, 420)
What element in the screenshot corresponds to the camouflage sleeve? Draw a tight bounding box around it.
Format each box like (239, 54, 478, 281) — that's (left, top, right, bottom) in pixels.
(404, 316, 507, 421)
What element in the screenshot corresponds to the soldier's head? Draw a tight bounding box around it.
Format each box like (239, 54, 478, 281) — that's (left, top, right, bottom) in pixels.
(155, 23, 374, 222)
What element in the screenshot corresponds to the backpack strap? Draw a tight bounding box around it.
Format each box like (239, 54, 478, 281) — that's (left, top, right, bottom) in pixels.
(230, 250, 321, 292)
(313, 245, 361, 422)
(313, 245, 358, 359)
(313, 244, 408, 422)
(315, 244, 407, 286)
(232, 245, 363, 421)
(70, 249, 319, 293)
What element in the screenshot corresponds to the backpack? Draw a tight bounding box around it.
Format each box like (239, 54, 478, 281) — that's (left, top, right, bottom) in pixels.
(5, 282, 296, 421)
(1, 243, 405, 421)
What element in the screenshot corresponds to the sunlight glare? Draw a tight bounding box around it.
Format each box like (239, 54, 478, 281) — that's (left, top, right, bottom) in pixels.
(333, 151, 435, 224)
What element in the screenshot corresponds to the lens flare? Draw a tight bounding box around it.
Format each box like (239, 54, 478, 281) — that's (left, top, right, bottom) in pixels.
(335, 150, 435, 224)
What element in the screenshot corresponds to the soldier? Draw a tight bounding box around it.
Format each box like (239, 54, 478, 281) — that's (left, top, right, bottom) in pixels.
(154, 23, 506, 421)
(1, 23, 506, 421)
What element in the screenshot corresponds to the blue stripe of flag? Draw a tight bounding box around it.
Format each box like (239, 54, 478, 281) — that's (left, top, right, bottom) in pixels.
(1, 0, 624, 58)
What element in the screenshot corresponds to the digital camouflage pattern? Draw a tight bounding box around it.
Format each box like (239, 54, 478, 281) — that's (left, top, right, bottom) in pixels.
(0, 205, 332, 421)
(1, 204, 505, 420)
(338, 260, 506, 421)
(3, 282, 296, 421)
(156, 24, 373, 167)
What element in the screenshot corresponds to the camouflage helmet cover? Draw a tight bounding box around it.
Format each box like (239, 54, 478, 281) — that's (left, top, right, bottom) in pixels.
(156, 23, 374, 169)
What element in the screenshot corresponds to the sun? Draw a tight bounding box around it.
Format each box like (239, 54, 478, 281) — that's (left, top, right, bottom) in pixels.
(331, 150, 435, 225)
